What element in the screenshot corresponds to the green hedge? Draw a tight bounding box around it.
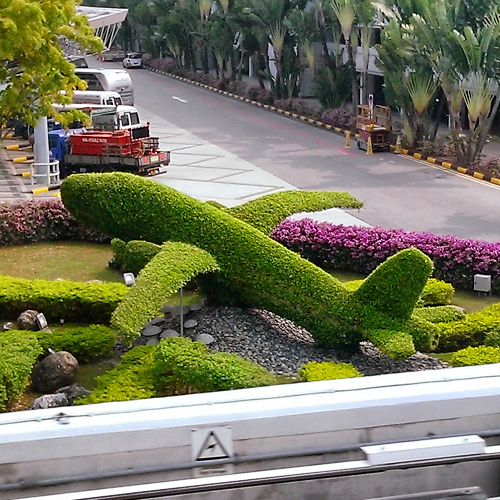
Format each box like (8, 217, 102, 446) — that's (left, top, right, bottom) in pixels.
(437, 302, 500, 352)
(152, 337, 276, 393)
(112, 241, 219, 345)
(110, 238, 162, 274)
(0, 331, 42, 412)
(450, 346, 500, 366)
(227, 190, 363, 234)
(36, 324, 117, 363)
(60, 173, 437, 358)
(0, 275, 129, 324)
(298, 361, 362, 381)
(413, 305, 466, 324)
(75, 345, 157, 404)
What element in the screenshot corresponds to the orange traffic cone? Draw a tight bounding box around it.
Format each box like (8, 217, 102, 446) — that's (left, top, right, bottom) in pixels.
(367, 136, 373, 155)
(345, 131, 351, 148)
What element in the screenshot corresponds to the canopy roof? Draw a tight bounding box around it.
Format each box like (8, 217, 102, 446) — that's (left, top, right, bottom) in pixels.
(77, 6, 128, 49)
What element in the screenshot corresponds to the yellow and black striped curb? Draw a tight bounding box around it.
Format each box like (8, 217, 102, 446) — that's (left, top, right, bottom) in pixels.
(148, 67, 500, 186)
(31, 184, 61, 195)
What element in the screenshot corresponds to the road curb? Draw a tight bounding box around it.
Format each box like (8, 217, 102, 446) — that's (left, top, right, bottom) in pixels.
(148, 67, 500, 187)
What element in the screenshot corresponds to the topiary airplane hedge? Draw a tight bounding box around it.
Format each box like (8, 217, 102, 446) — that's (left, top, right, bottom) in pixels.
(60, 172, 439, 359)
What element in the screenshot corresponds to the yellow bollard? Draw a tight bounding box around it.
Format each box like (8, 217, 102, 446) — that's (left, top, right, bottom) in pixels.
(345, 130, 351, 148)
(394, 134, 402, 154)
(367, 136, 373, 155)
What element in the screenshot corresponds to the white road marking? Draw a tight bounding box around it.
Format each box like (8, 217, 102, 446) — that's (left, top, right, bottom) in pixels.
(172, 96, 187, 103)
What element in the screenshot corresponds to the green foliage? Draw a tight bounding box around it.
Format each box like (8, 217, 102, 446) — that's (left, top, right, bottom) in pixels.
(484, 327, 500, 347)
(0, 0, 103, 128)
(112, 241, 219, 345)
(451, 346, 500, 366)
(314, 65, 352, 109)
(153, 337, 276, 393)
(418, 278, 454, 306)
(366, 329, 416, 359)
(75, 345, 157, 405)
(228, 190, 363, 234)
(36, 324, 117, 363)
(0, 331, 42, 412)
(437, 302, 500, 352)
(110, 238, 162, 274)
(413, 305, 465, 324)
(298, 361, 362, 381)
(60, 173, 435, 358)
(0, 275, 129, 324)
(405, 317, 441, 352)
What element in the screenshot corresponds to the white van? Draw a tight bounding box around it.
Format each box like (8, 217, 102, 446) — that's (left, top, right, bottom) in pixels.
(75, 68, 134, 105)
(72, 90, 123, 106)
(90, 105, 141, 131)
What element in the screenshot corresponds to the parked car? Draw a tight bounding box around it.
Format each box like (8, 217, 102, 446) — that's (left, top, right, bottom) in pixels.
(102, 49, 125, 62)
(123, 52, 143, 69)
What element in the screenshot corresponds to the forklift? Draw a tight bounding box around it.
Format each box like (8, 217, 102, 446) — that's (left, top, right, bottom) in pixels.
(356, 98, 392, 152)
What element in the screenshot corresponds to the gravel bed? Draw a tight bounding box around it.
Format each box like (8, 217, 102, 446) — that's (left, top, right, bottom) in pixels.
(133, 306, 449, 377)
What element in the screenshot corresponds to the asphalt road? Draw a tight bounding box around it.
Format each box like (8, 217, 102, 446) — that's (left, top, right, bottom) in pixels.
(105, 59, 500, 242)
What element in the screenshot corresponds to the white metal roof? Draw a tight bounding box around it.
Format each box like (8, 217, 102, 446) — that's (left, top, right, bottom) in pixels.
(77, 6, 128, 50)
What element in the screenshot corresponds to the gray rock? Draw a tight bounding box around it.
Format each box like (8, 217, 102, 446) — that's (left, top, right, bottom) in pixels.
(160, 304, 176, 314)
(194, 333, 215, 345)
(184, 319, 198, 329)
(30, 393, 69, 410)
(148, 317, 169, 327)
(17, 309, 39, 331)
(160, 329, 179, 339)
(141, 325, 162, 337)
(2, 321, 16, 331)
(146, 337, 160, 345)
(31, 351, 79, 393)
(189, 303, 203, 311)
(56, 383, 92, 404)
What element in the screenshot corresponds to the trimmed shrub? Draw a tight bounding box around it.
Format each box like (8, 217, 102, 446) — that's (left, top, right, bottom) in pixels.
(367, 329, 416, 359)
(110, 238, 162, 274)
(0, 275, 129, 324)
(437, 302, 500, 352)
(228, 190, 362, 234)
(413, 305, 466, 324)
(153, 337, 276, 393)
(271, 219, 500, 293)
(112, 241, 219, 345)
(298, 361, 362, 381)
(450, 346, 500, 366)
(61, 173, 435, 357)
(418, 278, 454, 306)
(75, 345, 157, 405)
(484, 327, 500, 347)
(0, 199, 108, 246)
(0, 331, 42, 411)
(320, 105, 356, 131)
(36, 324, 117, 362)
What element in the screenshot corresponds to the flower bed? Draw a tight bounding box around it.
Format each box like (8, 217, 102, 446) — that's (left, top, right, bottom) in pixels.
(271, 219, 500, 293)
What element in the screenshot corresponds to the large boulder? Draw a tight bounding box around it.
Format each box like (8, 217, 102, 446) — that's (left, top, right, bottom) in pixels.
(17, 309, 40, 330)
(31, 351, 79, 393)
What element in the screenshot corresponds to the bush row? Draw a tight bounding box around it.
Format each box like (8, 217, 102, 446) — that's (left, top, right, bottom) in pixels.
(0, 199, 108, 246)
(0, 275, 129, 324)
(36, 324, 117, 363)
(270, 219, 500, 293)
(0, 331, 42, 411)
(298, 361, 362, 381)
(60, 173, 436, 358)
(451, 346, 500, 366)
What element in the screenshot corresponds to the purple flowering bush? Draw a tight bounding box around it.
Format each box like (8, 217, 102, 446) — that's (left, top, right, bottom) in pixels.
(0, 199, 108, 246)
(270, 219, 500, 294)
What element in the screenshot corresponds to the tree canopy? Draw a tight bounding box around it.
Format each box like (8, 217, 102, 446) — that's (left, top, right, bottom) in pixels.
(0, 0, 103, 128)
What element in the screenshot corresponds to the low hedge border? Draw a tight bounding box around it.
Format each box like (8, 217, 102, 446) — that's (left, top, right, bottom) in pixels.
(0, 331, 42, 411)
(0, 275, 129, 324)
(298, 361, 362, 381)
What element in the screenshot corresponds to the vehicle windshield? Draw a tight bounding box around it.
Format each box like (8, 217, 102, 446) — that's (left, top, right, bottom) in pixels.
(128, 54, 141, 59)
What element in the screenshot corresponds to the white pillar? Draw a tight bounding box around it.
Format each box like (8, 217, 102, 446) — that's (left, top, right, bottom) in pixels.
(33, 116, 50, 185)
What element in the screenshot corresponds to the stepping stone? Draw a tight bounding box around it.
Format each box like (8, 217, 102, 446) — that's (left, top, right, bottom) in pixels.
(160, 304, 176, 314)
(160, 329, 179, 339)
(148, 317, 169, 326)
(146, 337, 160, 345)
(184, 319, 198, 329)
(170, 305, 191, 317)
(194, 333, 215, 345)
(189, 303, 203, 311)
(141, 325, 162, 337)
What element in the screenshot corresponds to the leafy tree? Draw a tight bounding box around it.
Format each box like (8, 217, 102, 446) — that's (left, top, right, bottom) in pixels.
(0, 0, 103, 129)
